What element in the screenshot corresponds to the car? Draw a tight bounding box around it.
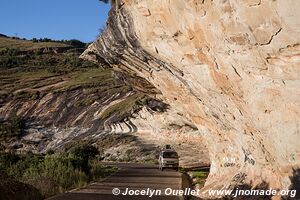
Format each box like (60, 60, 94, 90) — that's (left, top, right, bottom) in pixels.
(158, 146, 179, 171)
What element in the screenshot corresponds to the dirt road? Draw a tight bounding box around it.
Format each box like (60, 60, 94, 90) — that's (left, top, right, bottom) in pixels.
(48, 163, 185, 200)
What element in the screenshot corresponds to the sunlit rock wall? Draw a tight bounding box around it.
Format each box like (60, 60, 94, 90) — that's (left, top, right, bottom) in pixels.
(82, 0, 300, 198)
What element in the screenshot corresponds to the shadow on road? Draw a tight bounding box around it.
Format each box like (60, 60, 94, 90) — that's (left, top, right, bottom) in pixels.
(286, 169, 300, 200)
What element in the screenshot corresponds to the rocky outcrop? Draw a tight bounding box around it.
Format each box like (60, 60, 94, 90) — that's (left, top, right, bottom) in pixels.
(0, 79, 209, 165)
(0, 35, 210, 173)
(82, 0, 300, 198)
(0, 88, 134, 151)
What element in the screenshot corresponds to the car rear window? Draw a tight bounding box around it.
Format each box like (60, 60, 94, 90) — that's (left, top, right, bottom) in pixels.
(163, 151, 178, 158)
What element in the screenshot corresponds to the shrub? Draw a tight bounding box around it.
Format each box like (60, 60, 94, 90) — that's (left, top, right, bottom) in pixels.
(0, 152, 20, 171)
(7, 153, 41, 179)
(67, 143, 99, 174)
(0, 145, 114, 198)
(0, 111, 25, 140)
(41, 154, 88, 189)
(68, 143, 98, 160)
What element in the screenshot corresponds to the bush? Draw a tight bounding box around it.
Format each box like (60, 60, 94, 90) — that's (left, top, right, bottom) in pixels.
(0, 152, 20, 171)
(1, 153, 88, 198)
(0, 111, 25, 140)
(0, 144, 114, 198)
(67, 143, 99, 174)
(36, 154, 87, 189)
(12, 153, 90, 197)
(68, 143, 98, 160)
(7, 153, 41, 179)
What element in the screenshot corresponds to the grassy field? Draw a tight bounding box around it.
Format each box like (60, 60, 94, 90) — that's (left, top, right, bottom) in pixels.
(0, 37, 71, 51)
(0, 36, 150, 122)
(0, 36, 113, 103)
(0, 35, 97, 71)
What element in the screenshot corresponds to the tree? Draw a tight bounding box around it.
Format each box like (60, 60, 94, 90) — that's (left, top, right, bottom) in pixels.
(65, 39, 85, 48)
(67, 144, 99, 174)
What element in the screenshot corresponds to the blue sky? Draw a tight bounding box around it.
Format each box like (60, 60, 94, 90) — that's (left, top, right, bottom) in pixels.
(0, 0, 110, 42)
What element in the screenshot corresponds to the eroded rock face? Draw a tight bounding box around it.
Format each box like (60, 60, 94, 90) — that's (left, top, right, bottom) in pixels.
(82, 0, 300, 198)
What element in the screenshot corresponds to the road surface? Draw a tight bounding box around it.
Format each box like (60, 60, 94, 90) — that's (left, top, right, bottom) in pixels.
(48, 163, 185, 200)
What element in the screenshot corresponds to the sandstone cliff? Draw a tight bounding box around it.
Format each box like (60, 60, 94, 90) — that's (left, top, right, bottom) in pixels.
(82, 0, 300, 198)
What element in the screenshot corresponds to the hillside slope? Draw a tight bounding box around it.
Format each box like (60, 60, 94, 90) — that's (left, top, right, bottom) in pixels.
(0, 36, 149, 153)
(0, 36, 209, 165)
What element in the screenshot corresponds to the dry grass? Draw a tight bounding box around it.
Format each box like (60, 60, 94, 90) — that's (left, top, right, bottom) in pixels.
(57, 68, 111, 91)
(0, 37, 70, 51)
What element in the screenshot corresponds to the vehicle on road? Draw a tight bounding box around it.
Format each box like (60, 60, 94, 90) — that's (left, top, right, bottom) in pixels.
(158, 146, 179, 171)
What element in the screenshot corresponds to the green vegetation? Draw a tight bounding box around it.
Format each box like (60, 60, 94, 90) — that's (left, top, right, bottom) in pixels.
(179, 167, 188, 173)
(179, 167, 209, 188)
(0, 35, 160, 199)
(0, 117, 117, 199)
(0, 48, 99, 71)
(0, 111, 25, 140)
(100, 93, 148, 121)
(190, 170, 209, 187)
(0, 37, 70, 51)
(0, 36, 100, 73)
(0, 144, 117, 198)
(0, 36, 152, 130)
(191, 170, 209, 179)
(0, 36, 118, 104)
(56, 68, 112, 91)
